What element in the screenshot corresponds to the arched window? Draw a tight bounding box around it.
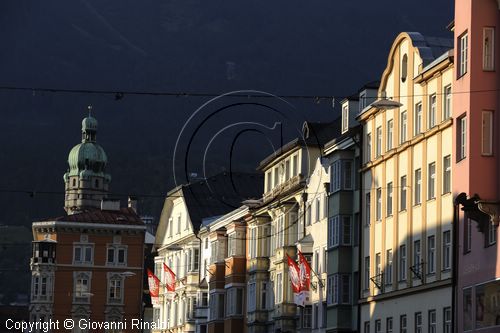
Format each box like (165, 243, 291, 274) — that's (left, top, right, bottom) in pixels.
(401, 54, 408, 83)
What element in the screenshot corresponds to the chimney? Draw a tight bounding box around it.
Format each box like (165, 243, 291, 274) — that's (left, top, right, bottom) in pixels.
(128, 196, 138, 213)
(101, 199, 121, 211)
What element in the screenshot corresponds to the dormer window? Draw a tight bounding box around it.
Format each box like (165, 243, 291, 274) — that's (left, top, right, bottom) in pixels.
(342, 105, 349, 133)
(359, 93, 366, 112)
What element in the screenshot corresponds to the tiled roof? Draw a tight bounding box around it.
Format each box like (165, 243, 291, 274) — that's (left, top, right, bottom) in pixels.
(45, 207, 144, 226)
(181, 172, 263, 231)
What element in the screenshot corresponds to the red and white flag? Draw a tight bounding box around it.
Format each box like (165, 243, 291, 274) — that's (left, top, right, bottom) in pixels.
(147, 268, 161, 306)
(163, 263, 176, 292)
(286, 253, 303, 306)
(298, 250, 311, 306)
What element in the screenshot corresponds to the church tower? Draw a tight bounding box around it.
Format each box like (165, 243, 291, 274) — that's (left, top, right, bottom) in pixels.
(63, 107, 111, 214)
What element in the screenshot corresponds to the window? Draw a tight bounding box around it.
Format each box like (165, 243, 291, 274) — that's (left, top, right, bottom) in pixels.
(415, 312, 422, 333)
(322, 247, 327, 274)
(400, 176, 407, 211)
(386, 249, 393, 285)
(401, 54, 408, 82)
(443, 231, 451, 270)
(400, 111, 407, 143)
(482, 110, 493, 156)
(315, 197, 321, 222)
(364, 321, 370, 333)
(327, 275, 334, 304)
(74, 244, 93, 265)
(341, 274, 351, 304)
(427, 235, 435, 274)
(428, 310, 436, 333)
(108, 275, 123, 304)
(366, 133, 372, 163)
(226, 288, 244, 316)
(443, 307, 451, 333)
(342, 105, 349, 133)
(414, 102, 422, 135)
(342, 216, 352, 245)
(106, 245, 127, 266)
(400, 315, 407, 333)
(387, 119, 393, 150)
(429, 94, 437, 128)
(487, 219, 497, 246)
(306, 204, 312, 226)
(386, 317, 393, 333)
(443, 85, 452, 119)
(376, 188, 382, 221)
(328, 216, 351, 248)
(443, 155, 451, 194)
(169, 218, 173, 237)
(376, 126, 382, 157)
(428, 162, 436, 200)
(413, 240, 421, 275)
(483, 27, 495, 71)
(74, 272, 91, 303)
(458, 115, 467, 160)
(276, 273, 283, 303)
(360, 92, 366, 111)
(375, 252, 382, 284)
(366, 193, 371, 225)
(261, 282, 268, 310)
(276, 214, 285, 248)
(313, 303, 319, 329)
(314, 250, 320, 273)
(31, 274, 50, 301)
(177, 214, 181, 234)
(463, 287, 473, 331)
(364, 256, 370, 290)
(399, 244, 407, 281)
(292, 154, 298, 176)
(458, 32, 468, 77)
(302, 306, 312, 328)
(274, 167, 279, 187)
(249, 228, 257, 258)
(464, 218, 472, 253)
(375, 319, 381, 333)
(386, 182, 393, 216)
(414, 169, 421, 205)
(285, 159, 290, 181)
(266, 171, 272, 192)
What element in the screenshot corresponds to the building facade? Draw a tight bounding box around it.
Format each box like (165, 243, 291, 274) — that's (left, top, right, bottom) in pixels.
(358, 32, 454, 333)
(453, 1, 500, 332)
(324, 85, 376, 333)
(153, 173, 262, 333)
(244, 121, 337, 333)
(29, 115, 146, 331)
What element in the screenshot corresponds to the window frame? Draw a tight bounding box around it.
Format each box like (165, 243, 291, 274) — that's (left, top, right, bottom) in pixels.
(458, 32, 468, 78)
(483, 27, 495, 71)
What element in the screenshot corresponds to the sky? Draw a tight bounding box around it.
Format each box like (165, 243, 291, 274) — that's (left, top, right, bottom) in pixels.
(0, 0, 454, 225)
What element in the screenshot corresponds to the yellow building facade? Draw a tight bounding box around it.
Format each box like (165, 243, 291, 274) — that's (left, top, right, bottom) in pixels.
(358, 32, 454, 333)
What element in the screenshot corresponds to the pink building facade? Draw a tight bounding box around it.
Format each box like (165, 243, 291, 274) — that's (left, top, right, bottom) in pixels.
(453, 0, 500, 332)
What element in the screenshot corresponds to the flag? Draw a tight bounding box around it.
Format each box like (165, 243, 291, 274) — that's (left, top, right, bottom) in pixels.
(163, 263, 176, 292)
(286, 253, 303, 306)
(147, 268, 160, 305)
(298, 250, 311, 306)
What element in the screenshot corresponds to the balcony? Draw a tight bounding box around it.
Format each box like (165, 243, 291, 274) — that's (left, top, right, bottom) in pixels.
(195, 306, 208, 320)
(263, 174, 305, 203)
(247, 257, 270, 274)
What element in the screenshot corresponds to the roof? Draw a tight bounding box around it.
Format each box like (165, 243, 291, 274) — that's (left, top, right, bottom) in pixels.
(258, 119, 341, 170)
(406, 32, 453, 66)
(42, 207, 144, 226)
(180, 172, 263, 230)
